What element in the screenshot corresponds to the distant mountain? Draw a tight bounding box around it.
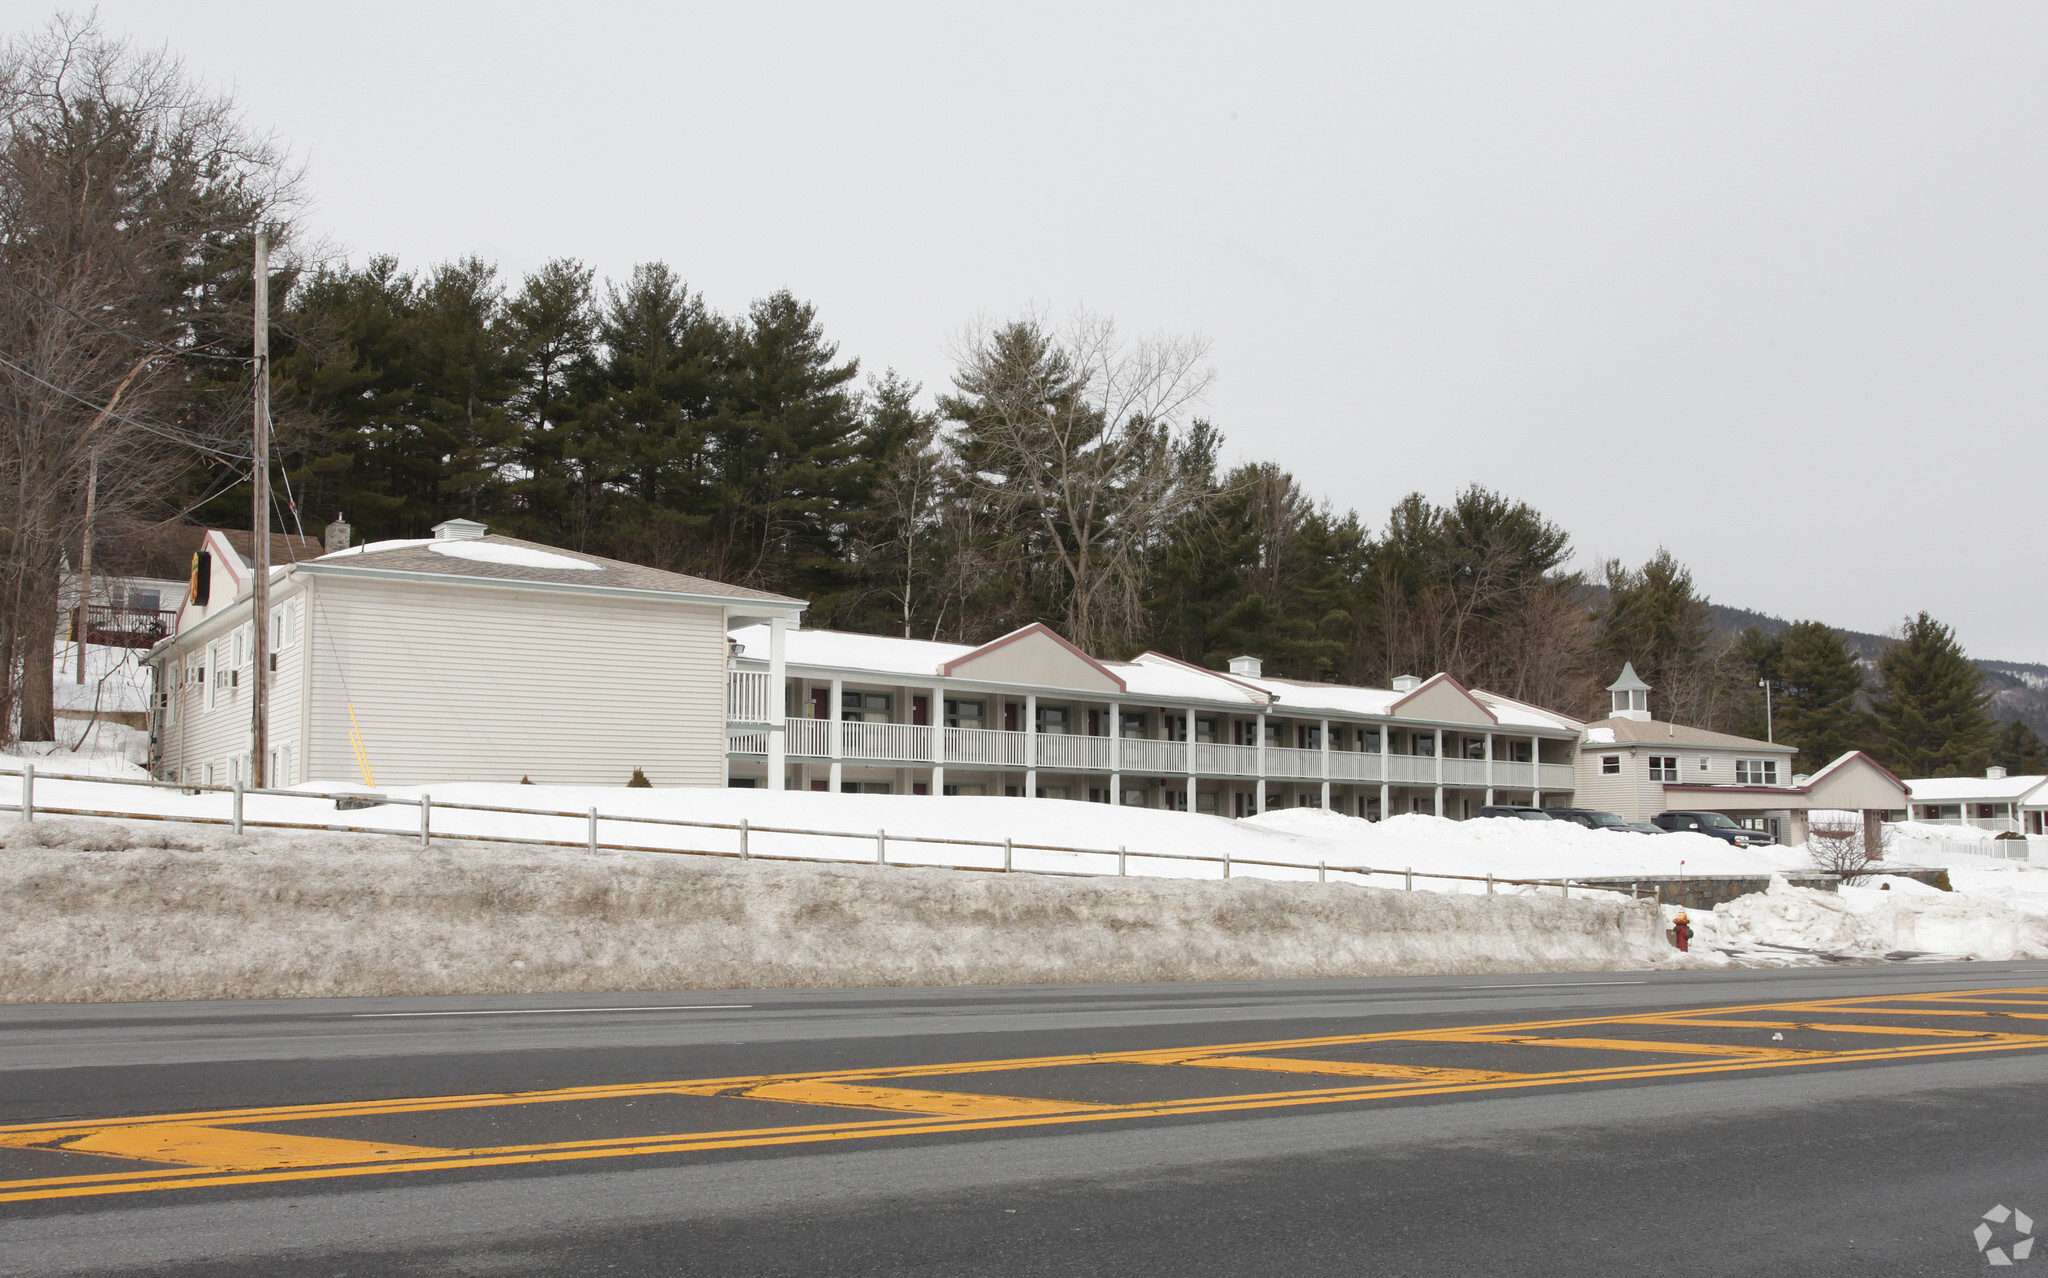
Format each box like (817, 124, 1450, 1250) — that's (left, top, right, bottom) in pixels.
(1707, 604, 2048, 738)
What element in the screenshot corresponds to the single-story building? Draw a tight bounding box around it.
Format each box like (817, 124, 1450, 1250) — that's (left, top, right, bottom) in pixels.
(1902, 768, 2048, 835)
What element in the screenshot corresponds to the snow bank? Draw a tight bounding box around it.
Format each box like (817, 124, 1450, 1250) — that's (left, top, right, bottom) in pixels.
(0, 817, 1676, 1004)
(1679, 875, 2048, 965)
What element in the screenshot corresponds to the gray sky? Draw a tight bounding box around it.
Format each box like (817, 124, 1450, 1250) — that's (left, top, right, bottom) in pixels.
(85, 2, 2048, 661)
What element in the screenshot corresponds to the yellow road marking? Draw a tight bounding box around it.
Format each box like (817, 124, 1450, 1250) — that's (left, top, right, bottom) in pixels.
(719, 1081, 1112, 1117)
(3, 984, 2044, 1206)
(1159, 1055, 1527, 1082)
(52, 1126, 450, 1171)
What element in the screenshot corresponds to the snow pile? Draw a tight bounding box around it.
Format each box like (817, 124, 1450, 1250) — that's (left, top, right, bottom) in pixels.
(0, 818, 1676, 1003)
(52, 643, 151, 716)
(1677, 875, 2048, 965)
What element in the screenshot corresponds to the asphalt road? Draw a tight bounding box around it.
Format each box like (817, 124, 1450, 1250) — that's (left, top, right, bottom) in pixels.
(4, 961, 2048, 1276)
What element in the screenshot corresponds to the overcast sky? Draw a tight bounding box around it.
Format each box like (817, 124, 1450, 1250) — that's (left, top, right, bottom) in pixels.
(79, 2, 2048, 661)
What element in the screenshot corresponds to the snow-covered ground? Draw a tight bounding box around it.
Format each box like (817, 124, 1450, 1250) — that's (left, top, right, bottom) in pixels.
(3, 753, 2043, 975)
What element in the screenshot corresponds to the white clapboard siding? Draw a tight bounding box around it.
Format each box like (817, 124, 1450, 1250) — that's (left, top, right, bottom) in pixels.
(301, 575, 727, 787)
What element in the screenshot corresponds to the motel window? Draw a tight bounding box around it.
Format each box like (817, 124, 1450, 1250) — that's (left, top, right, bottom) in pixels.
(1121, 712, 1150, 739)
(1648, 756, 1679, 782)
(1036, 705, 1071, 735)
(1361, 729, 1381, 754)
(1412, 735, 1436, 758)
(1698, 757, 1711, 773)
(1121, 788, 1149, 807)
(1194, 717, 1219, 744)
(1196, 791, 1220, 815)
(1735, 759, 1779, 786)
(942, 783, 987, 796)
(1464, 737, 1486, 760)
(1035, 785, 1072, 800)
(1601, 755, 1620, 775)
(840, 692, 892, 723)
(943, 699, 985, 730)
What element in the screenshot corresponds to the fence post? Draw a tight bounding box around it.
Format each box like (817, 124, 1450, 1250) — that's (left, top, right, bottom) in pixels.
(420, 794, 431, 849)
(1405, 866, 1413, 891)
(1118, 845, 1126, 876)
(1223, 850, 1231, 880)
(1561, 879, 1568, 899)
(1318, 860, 1326, 883)
(588, 807, 598, 853)
(1004, 837, 1012, 872)
(20, 763, 32, 823)
(877, 828, 887, 865)
(739, 817, 749, 859)
(233, 782, 244, 835)
(1486, 872, 1494, 895)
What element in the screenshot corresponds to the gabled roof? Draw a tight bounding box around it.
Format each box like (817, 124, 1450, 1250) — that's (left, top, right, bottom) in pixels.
(307, 534, 805, 605)
(939, 623, 1127, 692)
(1799, 751, 1906, 793)
(1903, 773, 2048, 803)
(1388, 672, 1499, 725)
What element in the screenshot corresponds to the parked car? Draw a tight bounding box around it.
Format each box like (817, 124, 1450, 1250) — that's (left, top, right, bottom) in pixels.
(1652, 810, 1776, 846)
(1543, 807, 1655, 833)
(1475, 805, 1553, 820)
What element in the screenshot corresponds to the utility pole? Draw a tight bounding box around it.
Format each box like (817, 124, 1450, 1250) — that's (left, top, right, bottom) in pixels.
(249, 227, 271, 788)
(1759, 678, 1773, 744)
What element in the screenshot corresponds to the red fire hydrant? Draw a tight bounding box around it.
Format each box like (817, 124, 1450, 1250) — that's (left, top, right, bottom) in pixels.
(1672, 911, 1693, 952)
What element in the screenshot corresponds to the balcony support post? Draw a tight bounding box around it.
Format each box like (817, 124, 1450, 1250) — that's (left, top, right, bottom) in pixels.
(1530, 734, 1541, 808)
(1484, 731, 1494, 806)
(1434, 727, 1445, 817)
(1024, 692, 1037, 797)
(1108, 700, 1121, 807)
(766, 617, 787, 792)
(1255, 712, 1269, 814)
(929, 683, 944, 795)
(1319, 717, 1331, 811)
(828, 677, 843, 792)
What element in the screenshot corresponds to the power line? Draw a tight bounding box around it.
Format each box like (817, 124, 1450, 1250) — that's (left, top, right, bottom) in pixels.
(0, 273, 254, 365)
(0, 351, 252, 461)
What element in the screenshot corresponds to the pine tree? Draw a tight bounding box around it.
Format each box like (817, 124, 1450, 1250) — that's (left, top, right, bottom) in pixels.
(1771, 620, 1870, 773)
(500, 259, 599, 542)
(1593, 550, 1715, 723)
(1871, 612, 1998, 777)
(1992, 719, 2048, 775)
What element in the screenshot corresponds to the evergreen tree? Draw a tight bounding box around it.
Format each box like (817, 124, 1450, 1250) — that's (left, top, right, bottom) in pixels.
(1871, 612, 1998, 777)
(1770, 620, 1870, 773)
(1991, 719, 2048, 775)
(1593, 550, 1716, 724)
(500, 259, 599, 541)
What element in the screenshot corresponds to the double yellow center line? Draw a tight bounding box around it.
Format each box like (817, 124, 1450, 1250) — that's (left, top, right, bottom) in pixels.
(2, 985, 2044, 1204)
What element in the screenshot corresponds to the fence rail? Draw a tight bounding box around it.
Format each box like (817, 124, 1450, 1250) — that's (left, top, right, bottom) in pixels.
(0, 763, 1656, 902)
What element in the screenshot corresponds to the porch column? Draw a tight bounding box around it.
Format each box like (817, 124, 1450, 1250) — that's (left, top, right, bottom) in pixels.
(1433, 727, 1445, 817)
(1319, 717, 1331, 810)
(1255, 712, 1269, 813)
(1024, 692, 1037, 797)
(1109, 700, 1121, 806)
(1529, 734, 1541, 807)
(828, 677, 844, 792)
(1483, 731, 1494, 806)
(1379, 782, 1390, 822)
(766, 617, 787, 791)
(930, 683, 944, 795)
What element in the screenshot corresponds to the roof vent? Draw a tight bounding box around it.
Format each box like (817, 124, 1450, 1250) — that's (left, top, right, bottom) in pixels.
(1227, 655, 1263, 678)
(1988, 765, 2009, 780)
(1392, 674, 1421, 693)
(432, 518, 488, 541)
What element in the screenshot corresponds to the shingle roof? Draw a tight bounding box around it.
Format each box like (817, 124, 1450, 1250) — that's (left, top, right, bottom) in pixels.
(1579, 717, 1791, 751)
(312, 534, 805, 605)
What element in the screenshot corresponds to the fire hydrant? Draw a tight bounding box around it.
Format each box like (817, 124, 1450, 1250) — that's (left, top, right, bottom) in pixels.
(1672, 911, 1693, 952)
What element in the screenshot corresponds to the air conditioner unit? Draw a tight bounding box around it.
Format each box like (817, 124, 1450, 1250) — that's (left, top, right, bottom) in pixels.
(229, 671, 240, 688)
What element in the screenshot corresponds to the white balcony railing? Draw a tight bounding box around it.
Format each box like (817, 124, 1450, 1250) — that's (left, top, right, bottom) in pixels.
(1488, 761, 1534, 788)
(1264, 746, 1323, 780)
(787, 718, 830, 758)
(944, 725, 1029, 767)
(1329, 751, 1383, 783)
(726, 670, 776, 724)
(845, 721, 932, 762)
(1037, 733, 1112, 771)
(1192, 742, 1262, 777)
(727, 726, 769, 755)
(1443, 758, 1490, 787)
(1120, 739, 1186, 773)
(1537, 763, 1575, 792)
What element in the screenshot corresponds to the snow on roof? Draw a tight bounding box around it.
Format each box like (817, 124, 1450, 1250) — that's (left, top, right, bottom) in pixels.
(428, 541, 599, 571)
(729, 625, 976, 679)
(1904, 774, 2048, 802)
(1586, 726, 1617, 744)
(1118, 654, 1266, 705)
(1233, 676, 1402, 717)
(1469, 690, 1582, 732)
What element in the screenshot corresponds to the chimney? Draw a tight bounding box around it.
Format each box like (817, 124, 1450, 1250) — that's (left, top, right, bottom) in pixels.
(1988, 765, 2008, 781)
(1392, 674, 1421, 693)
(323, 514, 351, 553)
(1227, 655, 1263, 678)
(432, 518, 488, 541)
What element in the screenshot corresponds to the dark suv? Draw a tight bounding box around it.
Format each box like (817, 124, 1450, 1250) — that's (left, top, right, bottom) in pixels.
(1545, 807, 1655, 833)
(1652, 810, 1776, 846)
(1475, 806, 1552, 820)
